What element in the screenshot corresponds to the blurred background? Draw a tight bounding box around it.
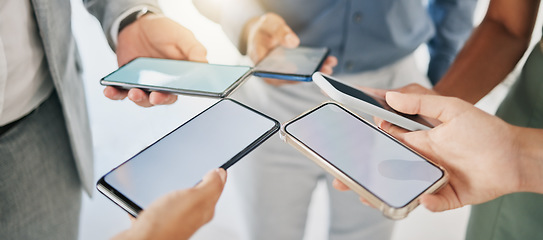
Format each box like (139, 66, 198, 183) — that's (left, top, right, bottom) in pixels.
(72, 0, 542, 239)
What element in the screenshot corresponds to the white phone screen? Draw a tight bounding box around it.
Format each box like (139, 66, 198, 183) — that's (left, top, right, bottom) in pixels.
(101, 99, 278, 209)
(102, 58, 252, 94)
(284, 103, 443, 207)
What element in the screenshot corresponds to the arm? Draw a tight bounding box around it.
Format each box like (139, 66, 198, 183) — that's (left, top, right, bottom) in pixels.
(433, 0, 540, 104)
(113, 169, 227, 240)
(426, 0, 477, 85)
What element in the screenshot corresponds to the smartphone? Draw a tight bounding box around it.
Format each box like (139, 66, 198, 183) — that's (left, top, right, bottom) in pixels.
(97, 99, 279, 216)
(280, 102, 447, 219)
(253, 46, 330, 81)
(312, 72, 433, 131)
(100, 57, 253, 98)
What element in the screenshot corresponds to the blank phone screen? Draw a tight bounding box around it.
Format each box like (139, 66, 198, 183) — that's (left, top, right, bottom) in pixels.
(102, 58, 252, 94)
(254, 46, 328, 76)
(284, 103, 443, 208)
(101, 99, 278, 210)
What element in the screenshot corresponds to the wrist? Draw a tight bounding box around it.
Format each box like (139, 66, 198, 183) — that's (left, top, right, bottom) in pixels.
(515, 127, 543, 194)
(240, 16, 260, 55)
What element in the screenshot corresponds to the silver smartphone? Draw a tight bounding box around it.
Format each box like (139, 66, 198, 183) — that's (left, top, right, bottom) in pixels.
(97, 99, 279, 216)
(280, 102, 447, 219)
(100, 57, 253, 98)
(253, 46, 329, 81)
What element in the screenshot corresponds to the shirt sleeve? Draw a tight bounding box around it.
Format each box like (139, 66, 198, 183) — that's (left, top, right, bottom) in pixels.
(82, 0, 162, 50)
(193, 0, 265, 54)
(427, 0, 478, 85)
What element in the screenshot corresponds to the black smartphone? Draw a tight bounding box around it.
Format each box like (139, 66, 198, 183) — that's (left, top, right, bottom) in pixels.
(253, 46, 330, 81)
(100, 57, 253, 98)
(97, 98, 279, 216)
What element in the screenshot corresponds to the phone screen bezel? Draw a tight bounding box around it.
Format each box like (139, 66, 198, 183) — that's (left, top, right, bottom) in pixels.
(284, 102, 445, 208)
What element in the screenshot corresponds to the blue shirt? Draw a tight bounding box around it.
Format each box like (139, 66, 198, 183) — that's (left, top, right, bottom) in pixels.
(255, 0, 477, 84)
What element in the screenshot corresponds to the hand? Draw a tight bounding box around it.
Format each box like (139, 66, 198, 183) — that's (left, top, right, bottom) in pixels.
(113, 169, 227, 240)
(368, 83, 441, 128)
(105, 14, 207, 107)
(336, 92, 526, 212)
(244, 13, 337, 86)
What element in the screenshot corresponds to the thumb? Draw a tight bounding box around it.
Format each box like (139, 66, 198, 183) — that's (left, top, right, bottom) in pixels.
(385, 92, 469, 123)
(195, 169, 227, 200)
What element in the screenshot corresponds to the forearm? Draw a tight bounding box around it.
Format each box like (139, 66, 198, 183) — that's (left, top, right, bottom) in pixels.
(434, 18, 530, 104)
(427, 0, 477, 84)
(515, 127, 543, 194)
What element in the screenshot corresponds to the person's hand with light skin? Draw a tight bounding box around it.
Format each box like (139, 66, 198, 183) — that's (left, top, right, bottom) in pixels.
(243, 13, 338, 86)
(334, 92, 543, 212)
(112, 168, 227, 240)
(104, 13, 208, 107)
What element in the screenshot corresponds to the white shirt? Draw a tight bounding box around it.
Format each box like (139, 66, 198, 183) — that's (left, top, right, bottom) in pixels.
(0, 0, 53, 126)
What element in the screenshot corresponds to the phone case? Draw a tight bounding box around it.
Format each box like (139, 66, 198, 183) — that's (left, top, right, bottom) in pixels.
(280, 101, 448, 219)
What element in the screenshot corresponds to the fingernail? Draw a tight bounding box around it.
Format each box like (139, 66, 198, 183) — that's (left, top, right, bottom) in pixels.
(285, 34, 299, 46)
(216, 168, 227, 183)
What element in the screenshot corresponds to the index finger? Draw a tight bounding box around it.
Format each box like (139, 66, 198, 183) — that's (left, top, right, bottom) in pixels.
(385, 92, 471, 123)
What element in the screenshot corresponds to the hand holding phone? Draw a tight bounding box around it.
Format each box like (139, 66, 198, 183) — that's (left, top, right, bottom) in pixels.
(101, 58, 253, 98)
(97, 99, 279, 216)
(312, 72, 433, 131)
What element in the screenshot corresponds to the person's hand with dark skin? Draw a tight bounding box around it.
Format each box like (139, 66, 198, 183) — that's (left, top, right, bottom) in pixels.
(334, 92, 543, 212)
(104, 14, 207, 107)
(243, 13, 337, 86)
(112, 168, 227, 240)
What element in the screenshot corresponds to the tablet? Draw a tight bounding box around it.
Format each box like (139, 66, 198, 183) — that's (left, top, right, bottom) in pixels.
(100, 57, 253, 98)
(312, 72, 432, 131)
(97, 98, 279, 216)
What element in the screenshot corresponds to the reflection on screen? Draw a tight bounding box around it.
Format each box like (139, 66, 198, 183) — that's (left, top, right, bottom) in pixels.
(103, 58, 251, 93)
(104, 99, 277, 209)
(255, 46, 328, 75)
(285, 103, 443, 207)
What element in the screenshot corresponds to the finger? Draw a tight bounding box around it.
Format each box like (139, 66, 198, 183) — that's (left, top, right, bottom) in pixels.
(379, 120, 409, 137)
(127, 89, 153, 108)
(320, 65, 334, 75)
(323, 56, 338, 68)
(174, 27, 208, 62)
(419, 185, 463, 212)
(393, 83, 437, 95)
(359, 197, 375, 208)
(332, 179, 351, 191)
(385, 92, 470, 123)
(149, 92, 178, 105)
(104, 86, 128, 100)
(195, 169, 227, 201)
(259, 14, 299, 48)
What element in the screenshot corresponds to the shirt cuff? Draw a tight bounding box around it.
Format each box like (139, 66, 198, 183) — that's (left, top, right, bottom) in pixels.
(110, 5, 162, 48)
